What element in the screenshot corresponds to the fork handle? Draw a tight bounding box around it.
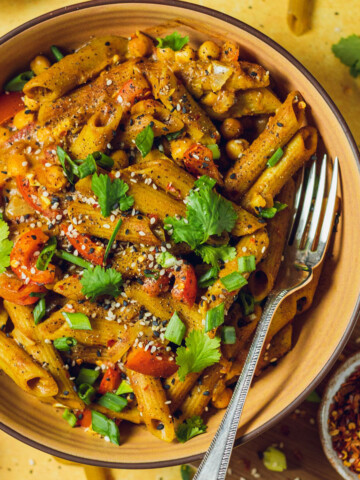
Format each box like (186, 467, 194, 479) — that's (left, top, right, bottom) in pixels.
(193, 290, 289, 480)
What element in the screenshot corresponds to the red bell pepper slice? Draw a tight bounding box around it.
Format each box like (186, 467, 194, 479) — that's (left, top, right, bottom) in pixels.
(142, 274, 170, 297)
(126, 346, 178, 378)
(116, 79, 151, 110)
(61, 224, 105, 266)
(171, 263, 197, 307)
(183, 144, 222, 184)
(98, 367, 121, 394)
(0, 273, 46, 305)
(10, 228, 56, 285)
(16, 176, 60, 220)
(0, 91, 25, 125)
(76, 409, 92, 428)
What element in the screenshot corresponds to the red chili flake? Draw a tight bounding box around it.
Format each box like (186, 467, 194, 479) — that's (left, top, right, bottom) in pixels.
(328, 366, 360, 475)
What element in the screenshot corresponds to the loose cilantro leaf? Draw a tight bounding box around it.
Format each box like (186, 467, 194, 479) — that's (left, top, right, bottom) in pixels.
(91, 173, 134, 217)
(176, 330, 221, 381)
(258, 201, 287, 219)
(135, 125, 154, 157)
(306, 390, 321, 403)
(164, 175, 237, 249)
(0, 217, 13, 274)
(332, 35, 360, 78)
(197, 266, 219, 288)
(176, 415, 207, 443)
(81, 265, 123, 301)
(57, 147, 114, 184)
(156, 32, 189, 51)
(196, 245, 236, 268)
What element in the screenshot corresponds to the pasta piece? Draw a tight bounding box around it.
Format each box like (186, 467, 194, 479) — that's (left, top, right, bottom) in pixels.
(143, 60, 220, 143)
(53, 275, 85, 301)
(125, 282, 203, 332)
(67, 200, 161, 246)
(93, 404, 143, 424)
(241, 127, 317, 214)
(0, 301, 8, 329)
(108, 321, 143, 363)
(0, 330, 58, 398)
(225, 91, 306, 200)
(288, 0, 314, 36)
(256, 323, 293, 374)
(164, 371, 201, 413)
(248, 180, 295, 301)
(63, 344, 110, 364)
(24, 36, 128, 104)
(200, 228, 269, 316)
(4, 301, 83, 409)
(127, 369, 175, 441)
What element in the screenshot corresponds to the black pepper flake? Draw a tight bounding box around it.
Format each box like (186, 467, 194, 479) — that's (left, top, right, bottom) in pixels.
(63, 391, 69, 395)
(164, 384, 170, 390)
(96, 350, 101, 357)
(153, 331, 160, 338)
(203, 391, 210, 396)
(277, 122, 284, 127)
(230, 173, 236, 179)
(136, 278, 144, 285)
(105, 41, 110, 46)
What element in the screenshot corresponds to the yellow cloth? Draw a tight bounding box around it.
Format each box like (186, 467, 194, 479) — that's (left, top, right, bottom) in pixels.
(0, 1, 359, 479)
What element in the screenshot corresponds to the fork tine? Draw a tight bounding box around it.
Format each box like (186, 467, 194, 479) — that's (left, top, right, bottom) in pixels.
(294, 159, 317, 246)
(306, 154, 327, 249)
(316, 157, 339, 255)
(288, 165, 305, 241)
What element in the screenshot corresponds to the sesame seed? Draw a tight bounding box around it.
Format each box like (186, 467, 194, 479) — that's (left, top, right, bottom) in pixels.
(106, 79, 113, 86)
(45, 162, 52, 167)
(103, 224, 110, 229)
(22, 161, 28, 167)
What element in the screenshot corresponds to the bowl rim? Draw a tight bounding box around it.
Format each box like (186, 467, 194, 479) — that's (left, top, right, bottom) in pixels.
(318, 352, 360, 480)
(0, 0, 360, 469)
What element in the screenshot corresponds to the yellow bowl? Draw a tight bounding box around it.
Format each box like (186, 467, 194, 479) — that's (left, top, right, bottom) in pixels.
(0, 0, 359, 469)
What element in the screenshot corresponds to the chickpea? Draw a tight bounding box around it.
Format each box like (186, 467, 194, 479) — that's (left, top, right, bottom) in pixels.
(175, 45, 196, 63)
(0, 127, 10, 144)
(212, 90, 235, 114)
(220, 118, 243, 140)
(154, 47, 175, 62)
(111, 149, 129, 169)
(7, 154, 29, 176)
(30, 55, 51, 75)
(220, 41, 240, 63)
(169, 138, 193, 162)
(225, 138, 249, 161)
(212, 387, 232, 409)
(13, 109, 35, 130)
(198, 40, 220, 61)
(128, 32, 153, 58)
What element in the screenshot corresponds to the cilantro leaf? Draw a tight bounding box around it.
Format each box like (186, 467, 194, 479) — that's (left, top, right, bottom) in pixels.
(91, 173, 134, 217)
(196, 245, 236, 268)
(176, 330, 221, 381)
(197, 266, 219, 288)
(81, 265, 123, 301)
(135, 125, 154, 158)
(156, 32, 189, 51)
(176, 415, 207, 443)
(0, 217, 13, 274)
(258, 201, 287, 219)
(332, 35, 360, 78)
(164, 175, 237, 249)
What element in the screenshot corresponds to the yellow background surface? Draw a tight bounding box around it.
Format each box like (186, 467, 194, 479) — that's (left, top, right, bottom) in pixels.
(0, 1, 359, 479)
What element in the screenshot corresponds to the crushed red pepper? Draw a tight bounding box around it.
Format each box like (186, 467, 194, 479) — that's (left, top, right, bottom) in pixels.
(328, 367, 360, 476)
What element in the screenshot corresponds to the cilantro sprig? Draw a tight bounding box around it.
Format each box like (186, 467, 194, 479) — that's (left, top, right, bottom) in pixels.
(57, 147, 114, 184)
(175, 330, 221, 381)
(156, 32, 189, 51)
(176, 415, 207, 443)
(81, 265, 123, 301)
(0, 215, 13, 274)
(332, 35, 360, 78)
(135, 125, 154, 158)
(91, 173, 134, 217)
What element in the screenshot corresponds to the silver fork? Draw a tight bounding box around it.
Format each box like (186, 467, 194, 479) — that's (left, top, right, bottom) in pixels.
(194, 154, 339, 480)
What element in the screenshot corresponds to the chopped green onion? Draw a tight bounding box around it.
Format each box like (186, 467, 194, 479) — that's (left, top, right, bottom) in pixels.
(164, 311, 186, 345)
(197, 266, 218, 288)
(205, 303, 225, 333)
(91, 152, 114, 169)
(221, 326, 236, 345)
(143, 270, 159, 279)
(207, 144, 221, 160)
(53, 337, 77, 352)
(116, 380, 133, 396)
(306, 390, 321, 403)
(258, 201, 287, 219)
(55, 249, 93, 270)
(91, 410, 120, 445)
(36, 237, 57, 271)
(135, 125, 154, 157)
(103, 218, 122, 263)
(56, 146, 78, 184)
(266, 147, 284, 167)
(76, 155, 97, 179)
(237, 255, 256, 274)
(263, 446, 287, 472)
(4, 71, 34, 92)
(62, 408, 77, 427)
(29, 292, 46, 298)
(220, 271, 247, 292)
(51, 45, 64, 62)
(98, 392, 128, 412)
(157, 251, 177, 268)
(180, 465, 195, 480)
(165, 129, 184, 141)
(76, 368, 100, 386)
(33, 297, 46, 325)
(239, 291, 255, 316)
(62, 311, 92, 330)
(78, 383, 96, 405)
